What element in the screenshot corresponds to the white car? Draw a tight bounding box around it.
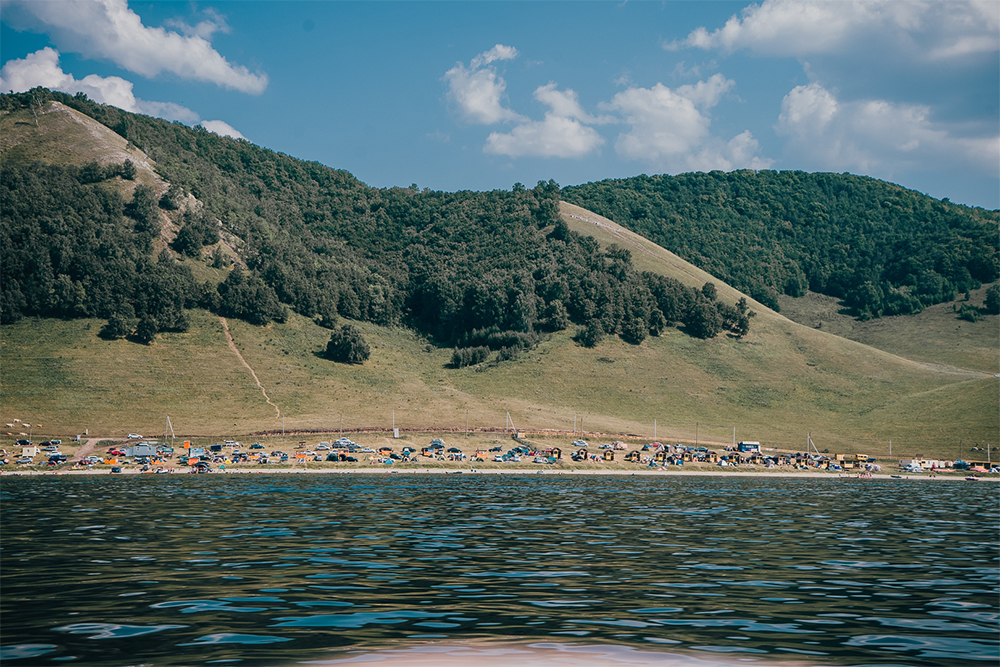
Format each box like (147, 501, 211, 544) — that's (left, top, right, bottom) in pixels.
(128, 433, 142, 439)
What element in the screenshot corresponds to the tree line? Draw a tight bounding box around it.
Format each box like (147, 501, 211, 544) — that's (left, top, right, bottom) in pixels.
(562, 171, 999, 319)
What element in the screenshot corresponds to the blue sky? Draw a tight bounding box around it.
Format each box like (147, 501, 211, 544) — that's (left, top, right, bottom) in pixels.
(2, 1, 997, 209)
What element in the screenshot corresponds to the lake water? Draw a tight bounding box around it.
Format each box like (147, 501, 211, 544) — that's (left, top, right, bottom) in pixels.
(1, 474, 997, 666)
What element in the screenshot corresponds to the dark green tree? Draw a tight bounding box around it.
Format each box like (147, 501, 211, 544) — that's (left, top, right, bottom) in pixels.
(685, 297, 722, 339)
(540, 299, 569, 331)
(620, 316, 647, 345)
(576, 319, 605, 348)
(451, 346, 489, 368)
(126, 184, 161, 238)
(326, 324, 370, 364)
(134, 314, 158, 345)
(120, 159, 136, 180)
(985, 284, 1000, 315)
(100, 312, 134, 339)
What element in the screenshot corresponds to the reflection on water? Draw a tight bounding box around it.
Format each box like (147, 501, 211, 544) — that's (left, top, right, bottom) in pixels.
(0, 475, 997, 666)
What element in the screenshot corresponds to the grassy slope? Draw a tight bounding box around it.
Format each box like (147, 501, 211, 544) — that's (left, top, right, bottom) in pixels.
(1, 102, 161, 194)
(777, 287, 999, 375)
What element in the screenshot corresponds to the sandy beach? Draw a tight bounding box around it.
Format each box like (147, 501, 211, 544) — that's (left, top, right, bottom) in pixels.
(4, 466, 994, 481)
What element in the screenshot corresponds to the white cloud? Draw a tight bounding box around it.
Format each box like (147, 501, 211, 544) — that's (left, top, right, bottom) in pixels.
(0, 47, 141, 111)
(444, 64, 524, 125)
(0, 47, 241, 135)
(607, 83, 710, 161)
(201, 120, 245, 140)
(675, 73, 735, 110)
(443, 44, 524, 125)
(4, 0, 267, 93)
(135, 100, 200, 124)
(533, 83, 613, 125)
(444, 44, 524, 125)
(164, 8, 230, 40)
(686, 131, 774, 172)
(485, 115, 604, 158)
(668, 0, 999, 61)
(776, 82, 999, 175)
(605, 77, 770, 171)
(484, 83, 607, 158)
(471, 44, 519, 69)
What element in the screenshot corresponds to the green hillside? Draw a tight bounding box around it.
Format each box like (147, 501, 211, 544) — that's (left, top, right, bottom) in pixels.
(777, 286, 999, 375)
(562, 172, 999, 318)
(1, 90, 996, 462)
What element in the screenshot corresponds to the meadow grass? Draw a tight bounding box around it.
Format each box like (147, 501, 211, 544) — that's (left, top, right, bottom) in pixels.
(777, 287, 999, 374)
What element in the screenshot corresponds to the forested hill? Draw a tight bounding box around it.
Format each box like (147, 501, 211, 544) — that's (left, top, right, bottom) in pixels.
(562, 172, 999, 318)
(0, 89, 749, 357)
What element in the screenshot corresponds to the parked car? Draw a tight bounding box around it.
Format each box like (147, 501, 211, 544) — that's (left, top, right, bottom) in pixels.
(316, 444, 330, 450)
(250, 443, 265, 450)
(111, 467, 123, 473)
(128, 433, 142, 439)
(48, 454, 67, 464)
(16, 457, 33, 464)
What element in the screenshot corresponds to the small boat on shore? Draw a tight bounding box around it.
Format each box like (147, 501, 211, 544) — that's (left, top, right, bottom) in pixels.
(965, 475, 979, 481)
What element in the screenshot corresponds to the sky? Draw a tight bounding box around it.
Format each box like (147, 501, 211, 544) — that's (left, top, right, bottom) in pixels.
(1, 0, 998, 209)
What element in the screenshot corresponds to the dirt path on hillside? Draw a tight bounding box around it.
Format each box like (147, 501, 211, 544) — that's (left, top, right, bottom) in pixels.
(220, 316, 282, 418)
(69, 438, 104, 464)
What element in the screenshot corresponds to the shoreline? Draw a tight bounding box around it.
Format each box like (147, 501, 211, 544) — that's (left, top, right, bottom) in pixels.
(3, 467, 995, 481)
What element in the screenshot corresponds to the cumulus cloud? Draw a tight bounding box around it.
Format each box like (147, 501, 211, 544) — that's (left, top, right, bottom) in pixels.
(201, 120, 245, 140)
(3, 0, 267, 93)
(603, 75, 770, 171)
(445, 47, 766, 165)
(667, 0, 999, 61)
(0, 47, 142, 111)
(444, 44, 524, 124)
(471, 44, 519, 70)
(484, 83, 606, 158)
(533, 83, 613, 125)
(776, 81, 999, 175)
(0, 48, 242, 135)
(607, 83, 711, 160)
